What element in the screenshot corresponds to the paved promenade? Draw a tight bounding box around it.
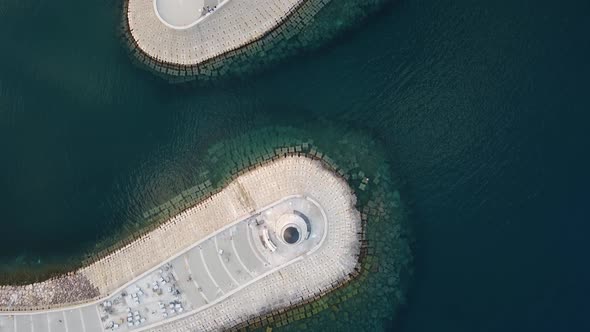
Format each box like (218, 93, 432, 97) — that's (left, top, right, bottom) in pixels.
(0, 156, 361, 331)
(126, 0, 303, 65)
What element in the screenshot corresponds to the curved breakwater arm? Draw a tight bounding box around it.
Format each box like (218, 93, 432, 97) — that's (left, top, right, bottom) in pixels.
(0, 156, 362, 331)
(126, 0, 304, 66)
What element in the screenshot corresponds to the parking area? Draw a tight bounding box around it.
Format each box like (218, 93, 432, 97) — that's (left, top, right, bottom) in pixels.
(0, 195, 326, 332)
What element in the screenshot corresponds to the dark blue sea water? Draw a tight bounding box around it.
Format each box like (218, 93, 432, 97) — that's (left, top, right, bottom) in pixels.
(1, 0, 589, 330)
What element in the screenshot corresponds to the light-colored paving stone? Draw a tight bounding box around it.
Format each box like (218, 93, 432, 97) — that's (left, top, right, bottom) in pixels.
(47, 311, 67, 332)
(126, 0, 303, 65)
(0, 314, 15, 332)
(63, 309, 84, 332)
(15, 315, 32, 332)
(79, 306, 102, 332)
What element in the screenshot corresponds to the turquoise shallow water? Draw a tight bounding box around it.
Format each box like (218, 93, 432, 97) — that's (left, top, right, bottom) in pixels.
(1, 0, 590, 330)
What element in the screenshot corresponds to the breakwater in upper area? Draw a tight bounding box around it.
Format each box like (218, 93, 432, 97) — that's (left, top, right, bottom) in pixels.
(121, 0, 392, 82)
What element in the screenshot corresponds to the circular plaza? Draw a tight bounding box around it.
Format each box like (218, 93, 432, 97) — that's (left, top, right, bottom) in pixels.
(125, 0, 303, 65)
(153, 0, 205, 29)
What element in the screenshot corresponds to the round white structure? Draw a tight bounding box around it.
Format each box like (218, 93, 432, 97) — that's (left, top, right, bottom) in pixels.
(153, 0, 204, 30)
(126, 0, 303, 65)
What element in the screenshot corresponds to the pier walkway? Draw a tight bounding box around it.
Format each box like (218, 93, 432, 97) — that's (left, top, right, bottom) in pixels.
(0, 156, 361, 331)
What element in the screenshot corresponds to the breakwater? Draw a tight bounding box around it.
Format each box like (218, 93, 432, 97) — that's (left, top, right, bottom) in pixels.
(0, 156, 363, 332)
(1, 123, 412, 330)
(121, 0, 391, 82)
